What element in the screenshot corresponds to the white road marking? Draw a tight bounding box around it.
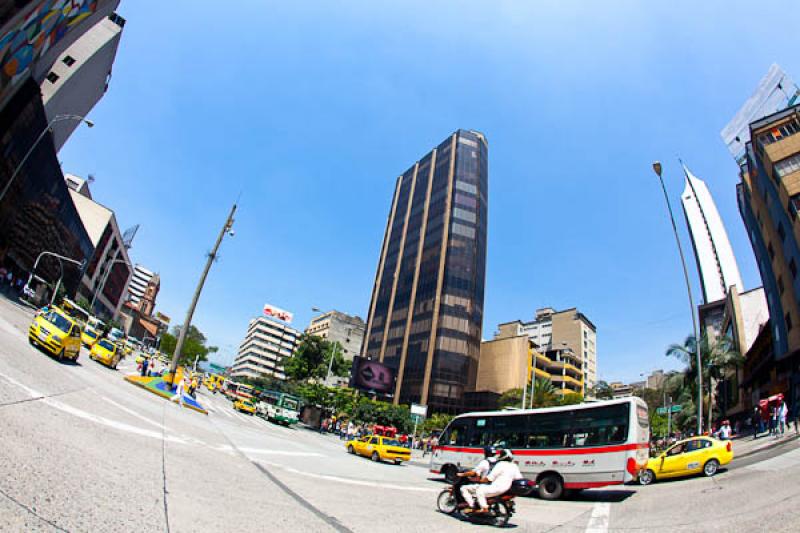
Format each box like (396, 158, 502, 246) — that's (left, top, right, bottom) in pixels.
(0, 369, 187, 445)
(585, 502, 610, 533)
(102, 396, 165, 429)
(256, 459, 438, 492)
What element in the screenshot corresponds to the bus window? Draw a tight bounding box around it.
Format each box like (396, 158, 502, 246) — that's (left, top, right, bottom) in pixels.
(466, 418, 494, 447)
(441, 418, 472, 446)
(525, 412, 574, 448)
(571, 404, 629, 446)
(489, 415, 527, 448)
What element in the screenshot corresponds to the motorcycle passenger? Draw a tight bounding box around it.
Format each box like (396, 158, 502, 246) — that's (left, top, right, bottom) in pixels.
(457, 446, 497, 507)
(465, 448, 522, 514)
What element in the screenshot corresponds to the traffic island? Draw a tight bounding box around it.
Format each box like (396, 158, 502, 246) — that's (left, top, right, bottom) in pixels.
(124, 375, 208, 415)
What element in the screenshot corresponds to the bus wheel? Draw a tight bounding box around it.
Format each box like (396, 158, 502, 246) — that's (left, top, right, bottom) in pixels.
(537, 474, 564, 500)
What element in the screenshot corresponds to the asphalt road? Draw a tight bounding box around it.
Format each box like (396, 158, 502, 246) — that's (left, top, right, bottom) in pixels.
(1, 295, 799, 532)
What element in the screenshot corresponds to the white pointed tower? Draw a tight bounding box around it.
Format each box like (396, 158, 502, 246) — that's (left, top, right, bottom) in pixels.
(680, 164, 744, 303)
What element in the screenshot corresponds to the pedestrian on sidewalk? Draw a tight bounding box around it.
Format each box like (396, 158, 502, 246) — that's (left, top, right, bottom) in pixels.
(778, 400, 788, 435)
(170, 374, 186, 407)
(140, 357, 149, 377)
(770, 405, 778, 437)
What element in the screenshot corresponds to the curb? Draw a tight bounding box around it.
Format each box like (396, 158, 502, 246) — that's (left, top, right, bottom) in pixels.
(736, 434, 800, 459)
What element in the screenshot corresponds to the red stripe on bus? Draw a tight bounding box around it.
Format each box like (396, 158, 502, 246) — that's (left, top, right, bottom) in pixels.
(436, 443, 648, 456)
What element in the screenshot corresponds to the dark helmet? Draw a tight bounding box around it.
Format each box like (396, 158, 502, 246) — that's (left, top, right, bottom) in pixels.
(496, 448, 514, 462)
(483, 446, 496, 459)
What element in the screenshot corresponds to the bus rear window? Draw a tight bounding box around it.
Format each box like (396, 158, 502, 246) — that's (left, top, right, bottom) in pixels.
(637, 404, 649, 429)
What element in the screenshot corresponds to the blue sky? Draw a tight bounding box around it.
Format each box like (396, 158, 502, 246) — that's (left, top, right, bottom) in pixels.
(60, 1, 800, 383)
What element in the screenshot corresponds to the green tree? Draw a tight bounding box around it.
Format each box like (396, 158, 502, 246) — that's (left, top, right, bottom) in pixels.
(531, 378, 558, 407)
(591, 380, 614, 400)
(422, 413, 454, 434)
(667, 333, 743, 428)
(75, 296, 91, 313)
(498, 388, 524, 409)
(282, 334, 349, 382)
(161, 325, 218, 367)
(557, 392, 583, 406)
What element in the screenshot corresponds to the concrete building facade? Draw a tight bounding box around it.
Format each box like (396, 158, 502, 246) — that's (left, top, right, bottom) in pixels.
(305, 310, 365, 362)
(40, 12, 124, 152)
(67, 175, 131, 319)
(737, 103, 800, 409)
(362, 129, 488, 412)
(496, 307, 597, 396)
(127, 264, 155, 305)
(230, 316, 301, 382)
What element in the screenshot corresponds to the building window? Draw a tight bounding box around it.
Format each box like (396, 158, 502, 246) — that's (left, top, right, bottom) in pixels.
(768, 242, 775, 260)
(786, 312, 793, 332)
(758, 120, 800, 146)
(792, 194, 800, 219)
(791, 258, 798, 280)
(779, 276, 785, 295)
(62, 55, 76, 67)
(775, 153, 800, 178)
(778, 222, 786, 242)
(46, 72, 59, 83)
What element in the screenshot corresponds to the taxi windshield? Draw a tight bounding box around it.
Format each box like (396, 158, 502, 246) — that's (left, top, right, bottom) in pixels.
(44, 311, 72, 333)
(382, 438, 402, 447)
(98, 339, 115, 351)
(85, 329, 98, 338)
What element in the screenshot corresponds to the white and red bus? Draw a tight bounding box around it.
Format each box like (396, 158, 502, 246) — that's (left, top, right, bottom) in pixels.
(430, 397, 649, 499)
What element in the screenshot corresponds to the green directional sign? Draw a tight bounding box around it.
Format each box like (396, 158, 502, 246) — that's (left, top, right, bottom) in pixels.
(671, 405, 682, 413)
(657, 405, 682, 415)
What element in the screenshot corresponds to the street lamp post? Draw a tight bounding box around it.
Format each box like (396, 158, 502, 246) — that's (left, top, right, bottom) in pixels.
(168, 203, 236, 383)
(652, 161, 703, 435)
(0, 114, 94, 205)
(311, 307, 340, 386)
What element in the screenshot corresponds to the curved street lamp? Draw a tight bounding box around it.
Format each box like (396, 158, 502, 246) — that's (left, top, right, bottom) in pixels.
(0, 114, 94, 204)
(651, 161, 703, 435)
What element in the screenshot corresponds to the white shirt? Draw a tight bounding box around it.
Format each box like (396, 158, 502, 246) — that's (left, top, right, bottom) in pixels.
(474, 459, 492, 477)
(485, 461, 522, 493)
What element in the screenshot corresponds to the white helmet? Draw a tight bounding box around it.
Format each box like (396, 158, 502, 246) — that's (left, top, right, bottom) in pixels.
(497, 449, 514, 462)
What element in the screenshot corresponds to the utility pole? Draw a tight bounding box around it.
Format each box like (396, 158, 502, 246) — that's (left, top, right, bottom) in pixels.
(168, 203, 236, 383)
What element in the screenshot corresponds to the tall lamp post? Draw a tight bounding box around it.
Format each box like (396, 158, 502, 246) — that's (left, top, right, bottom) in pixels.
(167, 203, 236, 383)
(651, 161, 703, 435)
(0, 114, 94, 204)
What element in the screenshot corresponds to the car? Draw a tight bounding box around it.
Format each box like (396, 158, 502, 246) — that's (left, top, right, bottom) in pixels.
(28, 307, 81, 362)
(638, 436, 733, 485)
(345, 435, 411, 464)
(89, 338, 122, 369)
(80, 326, 100, 347)
(234, 399, 256, 415)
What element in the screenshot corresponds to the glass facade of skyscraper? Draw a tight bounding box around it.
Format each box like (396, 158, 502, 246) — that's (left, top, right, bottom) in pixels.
(363, 129, 488, 413)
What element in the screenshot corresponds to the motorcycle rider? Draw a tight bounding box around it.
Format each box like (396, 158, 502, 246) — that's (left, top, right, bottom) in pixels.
(457, 446, 497, 507)
(465, 448, 522, 514)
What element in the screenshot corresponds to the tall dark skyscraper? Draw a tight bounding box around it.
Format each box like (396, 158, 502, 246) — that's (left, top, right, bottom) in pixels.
(363, 129, 488, 413)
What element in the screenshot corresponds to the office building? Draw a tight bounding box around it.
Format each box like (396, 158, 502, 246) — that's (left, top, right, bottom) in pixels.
(230, 316, 302, 381)
(495, 307, 597, 396)
(680, 164, 744, 305)
(40, 12, 125, 152)
(127, 264, 156, 305)
(305, 310, 365, 361)
(736, 103, 800, 409)
(67, 175, 132, 319)
(362, 129, 488, 412)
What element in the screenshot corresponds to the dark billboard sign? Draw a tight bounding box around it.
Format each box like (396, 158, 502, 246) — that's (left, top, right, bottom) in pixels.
(349, 356, 395, 394)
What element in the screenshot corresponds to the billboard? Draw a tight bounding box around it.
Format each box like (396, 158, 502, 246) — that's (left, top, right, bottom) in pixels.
(721, 64, 800, 166)
(263, 303, 293, 323)
(349, 356, 395, 395)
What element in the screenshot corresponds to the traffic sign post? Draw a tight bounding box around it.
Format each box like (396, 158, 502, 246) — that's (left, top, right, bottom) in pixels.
(411, 404, 427, 437)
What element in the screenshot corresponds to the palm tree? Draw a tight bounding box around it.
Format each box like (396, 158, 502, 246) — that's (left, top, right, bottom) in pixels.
(666, 333, 743, 429)
(531, 378, 558, 407)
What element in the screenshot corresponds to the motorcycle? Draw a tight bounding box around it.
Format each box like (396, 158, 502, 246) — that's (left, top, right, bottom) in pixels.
(436, 471, 534, 527)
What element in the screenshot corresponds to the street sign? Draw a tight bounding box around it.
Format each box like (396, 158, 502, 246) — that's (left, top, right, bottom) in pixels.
(410, 413, 424, 425)
(411, 403, 428, 418)
(671, 405, 682, 413)
(657, 405, 682, 415)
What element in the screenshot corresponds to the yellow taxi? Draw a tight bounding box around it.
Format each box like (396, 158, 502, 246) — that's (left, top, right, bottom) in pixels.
(28, 307, 82, 362)
(346, 435, 411, 464)
(638, 436, 733, 485)
(234, 399, 256, 415)
(80, 326, 100, 347)
(89, 338, 122, 369)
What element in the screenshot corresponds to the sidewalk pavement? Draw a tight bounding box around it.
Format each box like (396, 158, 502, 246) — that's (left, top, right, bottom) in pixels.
(731, 430, 800, 458)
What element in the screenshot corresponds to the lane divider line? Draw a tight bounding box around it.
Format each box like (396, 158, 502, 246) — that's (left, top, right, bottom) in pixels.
(585, 502, 611, 533)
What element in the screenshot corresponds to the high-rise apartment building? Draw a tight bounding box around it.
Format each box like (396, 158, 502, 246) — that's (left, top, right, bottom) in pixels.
(362, 129, 488, 412)
(305, 310, 365, 361)
(496, 307, 597, 396)
(680, 164, 744, 304)
(127, 264, 155, 305)
(737, 103, 800, 407)
(230, 316, 301, 381)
